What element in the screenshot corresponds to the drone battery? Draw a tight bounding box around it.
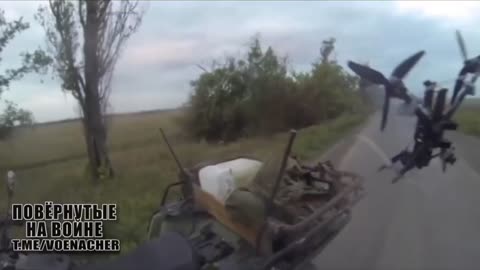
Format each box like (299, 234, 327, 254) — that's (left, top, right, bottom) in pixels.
(432, 89, 448, 121)
(423, 89, 434, 110)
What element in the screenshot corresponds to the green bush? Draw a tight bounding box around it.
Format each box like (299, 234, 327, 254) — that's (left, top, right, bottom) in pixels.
(184, 36, 366, 142)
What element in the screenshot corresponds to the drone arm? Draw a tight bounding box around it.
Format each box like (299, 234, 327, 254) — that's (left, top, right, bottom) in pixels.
(415, 106, 430, 123)
(451, 68, 469, 105)
(446, 72, 479, 119)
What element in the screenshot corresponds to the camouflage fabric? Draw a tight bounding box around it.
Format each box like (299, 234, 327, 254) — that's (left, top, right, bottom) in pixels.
(249, 155, 337, 204)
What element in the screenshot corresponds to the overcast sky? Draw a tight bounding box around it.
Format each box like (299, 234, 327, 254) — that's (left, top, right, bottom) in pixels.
(1, 1, 480, 122)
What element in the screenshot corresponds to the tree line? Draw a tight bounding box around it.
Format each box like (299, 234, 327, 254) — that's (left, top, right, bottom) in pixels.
(183, 37, 369, 142)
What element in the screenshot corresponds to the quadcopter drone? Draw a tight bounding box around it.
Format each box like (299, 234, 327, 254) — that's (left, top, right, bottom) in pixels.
(347, 30, 479, 183)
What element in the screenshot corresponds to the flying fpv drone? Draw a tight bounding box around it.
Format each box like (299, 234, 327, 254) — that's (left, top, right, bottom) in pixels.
(347, 30, 479, 183)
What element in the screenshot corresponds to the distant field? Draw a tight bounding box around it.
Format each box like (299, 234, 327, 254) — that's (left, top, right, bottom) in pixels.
(0, 109, 368, 256)
(455, 98, 480, 138)
(0, 109, 185, 170)
(462, 97, 480, 107)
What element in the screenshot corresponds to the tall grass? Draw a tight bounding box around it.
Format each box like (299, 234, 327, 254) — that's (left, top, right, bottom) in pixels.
(455, 103, 480, 137)
(0, 110, 184, 170)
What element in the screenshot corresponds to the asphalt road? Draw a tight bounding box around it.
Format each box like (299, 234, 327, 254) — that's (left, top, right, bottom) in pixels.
(313, 106, 480, 270)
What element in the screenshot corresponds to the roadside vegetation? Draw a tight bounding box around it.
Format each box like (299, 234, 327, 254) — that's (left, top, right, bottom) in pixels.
(183, 37, 367, 142)
(454, 98, 480, 138)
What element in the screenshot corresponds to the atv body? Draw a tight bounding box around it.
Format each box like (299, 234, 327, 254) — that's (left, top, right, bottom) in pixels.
(147, 154, 364, 270)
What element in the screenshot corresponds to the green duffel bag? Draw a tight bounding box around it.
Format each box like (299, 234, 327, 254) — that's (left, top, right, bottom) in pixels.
(224, 188, 267, 230)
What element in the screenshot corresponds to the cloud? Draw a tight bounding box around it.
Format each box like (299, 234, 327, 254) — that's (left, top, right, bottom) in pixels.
(1, 1, 480, 122)
(393, 1, 480, 26)
(124, 39, 199, 69)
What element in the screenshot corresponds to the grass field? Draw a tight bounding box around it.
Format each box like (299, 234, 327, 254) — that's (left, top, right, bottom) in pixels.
(455, 98, 480, 138)
(0, 109, 368, 257)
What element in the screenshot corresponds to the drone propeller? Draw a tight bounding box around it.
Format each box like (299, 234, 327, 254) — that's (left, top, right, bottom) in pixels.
(456, 30, 468, 62)
(391, 51, 426, 80)
(348, 51, 425, 131)
(451, 30, 480, 105)
(347, 62, 389, 85)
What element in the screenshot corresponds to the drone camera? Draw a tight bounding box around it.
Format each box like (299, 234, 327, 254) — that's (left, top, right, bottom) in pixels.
(446, 154, 457, 165)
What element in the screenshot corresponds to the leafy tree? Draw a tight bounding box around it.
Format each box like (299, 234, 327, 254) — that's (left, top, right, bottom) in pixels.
(35, 0, 144, 181)
(185, 36, 365, 142)
(0, 9, 52, 139)
(0, 101, 34, 139)
(187, 57, 250, 141)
